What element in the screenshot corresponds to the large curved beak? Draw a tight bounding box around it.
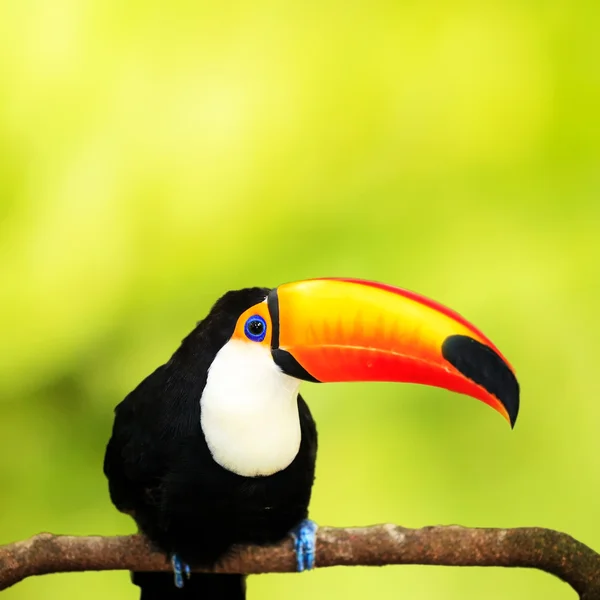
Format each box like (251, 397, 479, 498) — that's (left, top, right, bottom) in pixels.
(267, 278, 519, 427)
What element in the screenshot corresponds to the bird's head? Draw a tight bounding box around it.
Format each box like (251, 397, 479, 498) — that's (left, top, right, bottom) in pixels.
(223, 277, 518, 426)
(193, 277, 518, 476)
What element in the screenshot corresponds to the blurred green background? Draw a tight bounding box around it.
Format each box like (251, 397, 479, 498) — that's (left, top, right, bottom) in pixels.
(1, 0, 598, 598)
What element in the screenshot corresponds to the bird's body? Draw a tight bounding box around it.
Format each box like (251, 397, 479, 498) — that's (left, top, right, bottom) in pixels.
(104, 288, 317, 598)
(104, 278, 519, 599)
(104, 377, 316, 564)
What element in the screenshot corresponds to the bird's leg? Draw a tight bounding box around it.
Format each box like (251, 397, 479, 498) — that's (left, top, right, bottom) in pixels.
(170, 553, 192, 588)
(290, 519, 318, 572)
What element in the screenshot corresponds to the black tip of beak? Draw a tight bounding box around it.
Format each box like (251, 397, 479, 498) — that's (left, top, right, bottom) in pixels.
(441, 335, 520, 427)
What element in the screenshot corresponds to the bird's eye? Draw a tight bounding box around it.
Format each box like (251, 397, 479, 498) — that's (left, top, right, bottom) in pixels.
(244, 315, 267, 342)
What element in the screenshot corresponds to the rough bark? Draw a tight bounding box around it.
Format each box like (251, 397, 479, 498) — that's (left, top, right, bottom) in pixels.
(1, 525, 599, 598)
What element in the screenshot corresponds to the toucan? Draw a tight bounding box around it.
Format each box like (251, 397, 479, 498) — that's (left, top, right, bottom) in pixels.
(104, 277, 519, 599)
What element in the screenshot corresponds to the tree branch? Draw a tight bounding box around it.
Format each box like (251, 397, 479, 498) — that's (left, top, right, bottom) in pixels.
(1, 525, 599, 598)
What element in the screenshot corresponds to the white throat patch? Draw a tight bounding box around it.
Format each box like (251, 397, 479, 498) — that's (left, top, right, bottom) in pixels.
(200, 339, 302, 476)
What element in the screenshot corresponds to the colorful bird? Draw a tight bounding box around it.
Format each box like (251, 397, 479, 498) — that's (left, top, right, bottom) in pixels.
(104, 278, 519, 599)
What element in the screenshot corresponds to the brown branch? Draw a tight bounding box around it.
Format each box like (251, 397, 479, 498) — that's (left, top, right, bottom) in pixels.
(1, 526, 599, 598)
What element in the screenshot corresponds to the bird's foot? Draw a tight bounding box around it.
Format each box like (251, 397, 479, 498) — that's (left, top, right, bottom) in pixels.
(290, 518, 318, 572)
(171, 553, 191, 588)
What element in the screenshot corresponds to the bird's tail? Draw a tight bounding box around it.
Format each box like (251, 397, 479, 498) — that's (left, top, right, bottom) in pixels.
(132, 572, 246, 600)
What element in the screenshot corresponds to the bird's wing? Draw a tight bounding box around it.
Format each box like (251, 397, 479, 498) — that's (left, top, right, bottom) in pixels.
(103, 365, 172, 517)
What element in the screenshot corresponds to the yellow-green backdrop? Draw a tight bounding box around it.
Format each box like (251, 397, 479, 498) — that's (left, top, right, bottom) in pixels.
(1, 1, 598, 598)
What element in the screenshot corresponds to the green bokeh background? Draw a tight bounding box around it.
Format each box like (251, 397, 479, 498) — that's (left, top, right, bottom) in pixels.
(1, 1, 599, 598)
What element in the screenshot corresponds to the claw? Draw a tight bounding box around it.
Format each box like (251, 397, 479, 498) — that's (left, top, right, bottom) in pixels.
(171, 553, 191, 588)
(290, 519, 318, 572)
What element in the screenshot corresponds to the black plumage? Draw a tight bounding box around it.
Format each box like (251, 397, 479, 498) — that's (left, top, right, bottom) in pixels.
(104, 288, 318, 599)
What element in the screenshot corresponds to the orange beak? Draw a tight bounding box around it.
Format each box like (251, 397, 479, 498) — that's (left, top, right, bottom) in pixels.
(267, 278, 519, 427)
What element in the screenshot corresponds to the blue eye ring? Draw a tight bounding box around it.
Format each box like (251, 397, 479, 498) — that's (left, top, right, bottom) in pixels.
(244, 315, 267, 342)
